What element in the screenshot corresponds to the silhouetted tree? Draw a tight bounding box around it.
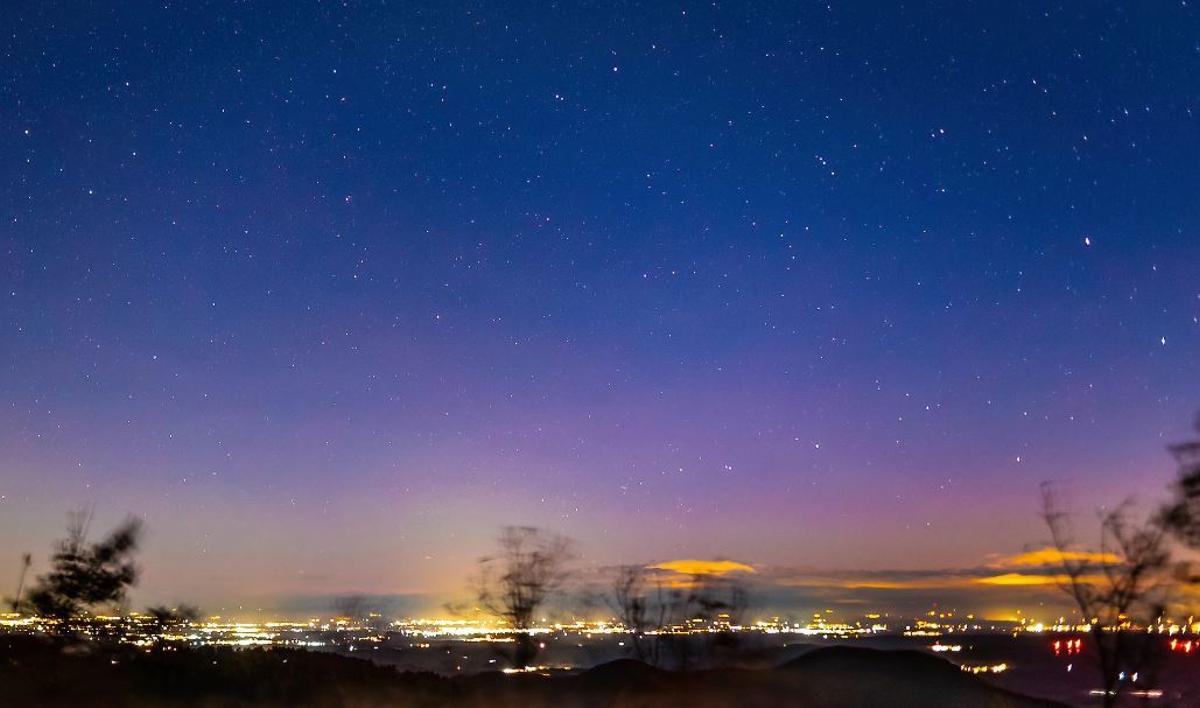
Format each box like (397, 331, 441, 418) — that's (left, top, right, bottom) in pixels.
(146, 604, 201, 626)
(607, 565, 668, 664)
(693, 573, 749, 653)
(6, 552, 32, 613)
(331, 594, 391, 631)
(1161, 414, 1200, 554)
(623, 569, 751, 670)
(1040, 483, 1171, 707)
(333, 594, 370, 623)
(674, 572, 749, 667)
(476, 526, 574, 668)
(657, 583, 697, 670)
(24, 509, 143, 624)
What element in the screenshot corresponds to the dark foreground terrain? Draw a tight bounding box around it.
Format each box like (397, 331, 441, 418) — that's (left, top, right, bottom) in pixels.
(1, 635, 1059, 708)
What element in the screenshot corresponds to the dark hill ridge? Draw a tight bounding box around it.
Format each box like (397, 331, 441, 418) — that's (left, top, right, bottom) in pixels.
(774, 646, 1053, 707)
(1, 635, 1063, 707)
(574, 657, 667, 686)
(778, 645, 965, 675)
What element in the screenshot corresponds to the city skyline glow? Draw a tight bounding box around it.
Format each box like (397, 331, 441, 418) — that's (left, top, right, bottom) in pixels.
(3, 1, 1199, 619)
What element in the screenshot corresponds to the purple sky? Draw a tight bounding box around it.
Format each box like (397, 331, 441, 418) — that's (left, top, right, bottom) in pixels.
(2, 1, 1199, 617)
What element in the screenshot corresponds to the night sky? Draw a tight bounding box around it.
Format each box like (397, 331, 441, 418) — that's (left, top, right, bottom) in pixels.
(3, 1, 1199, 615)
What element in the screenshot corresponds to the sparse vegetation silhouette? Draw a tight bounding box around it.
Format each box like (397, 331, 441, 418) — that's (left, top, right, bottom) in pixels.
(1038, 482, 1172, 707)
(475, 526, 575, 668)
(23, 509, 144, 628)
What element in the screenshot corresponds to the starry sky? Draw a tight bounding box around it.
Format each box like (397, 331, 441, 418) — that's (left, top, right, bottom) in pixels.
(2, 1, 1199, 616)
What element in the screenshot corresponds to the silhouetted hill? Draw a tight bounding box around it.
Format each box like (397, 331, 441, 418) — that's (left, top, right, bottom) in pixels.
(776, 645, 1052, 707)
(0, 635, 1063, 707)
(577, 658, 666, 686)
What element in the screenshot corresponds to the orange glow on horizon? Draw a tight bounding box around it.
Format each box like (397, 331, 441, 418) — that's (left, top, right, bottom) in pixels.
(649, 559, 756, 576)
(993, 547, 1120, 569)
(974, 572, 1104, 587)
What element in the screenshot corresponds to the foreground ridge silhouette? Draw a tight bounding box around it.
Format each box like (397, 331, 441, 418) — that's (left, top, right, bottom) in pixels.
(1, 635, 1061, 708)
